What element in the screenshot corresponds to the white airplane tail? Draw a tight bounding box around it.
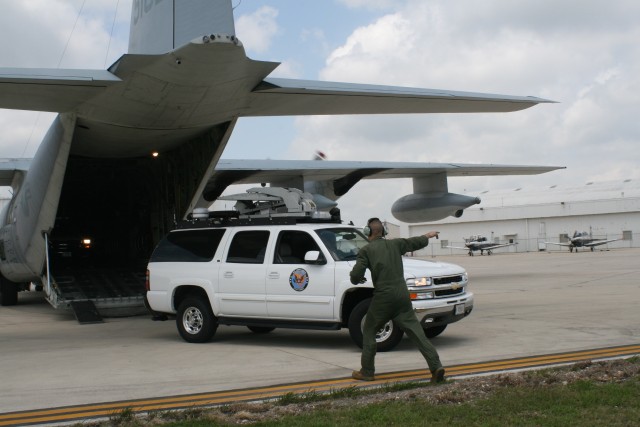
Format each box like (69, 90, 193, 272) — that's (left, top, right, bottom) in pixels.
(128, 0, 235, 54)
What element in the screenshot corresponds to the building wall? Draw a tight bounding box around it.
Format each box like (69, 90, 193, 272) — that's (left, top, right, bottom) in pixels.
(383, 220, 401, 239)
(409, 212, 638, 256)
(406, 183, 640, 256)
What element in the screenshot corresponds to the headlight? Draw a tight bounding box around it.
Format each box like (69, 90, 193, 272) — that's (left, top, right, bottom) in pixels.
(406, 277, 432, 287)
(410, 291, 434, 300)
(462, 272, 468, 283)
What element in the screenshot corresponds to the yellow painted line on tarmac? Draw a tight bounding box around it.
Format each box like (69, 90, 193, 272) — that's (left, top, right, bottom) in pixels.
(1, 344, 638, 426)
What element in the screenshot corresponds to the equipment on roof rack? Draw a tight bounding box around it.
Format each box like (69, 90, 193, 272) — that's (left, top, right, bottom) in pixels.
(218, 187, 328, 218)
(180, 187, 341, 228)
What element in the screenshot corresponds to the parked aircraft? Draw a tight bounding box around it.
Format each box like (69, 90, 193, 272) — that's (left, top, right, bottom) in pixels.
(446, 235, 517, 256)
(0, 0, 555, 309)
(545, 231, 618, 252)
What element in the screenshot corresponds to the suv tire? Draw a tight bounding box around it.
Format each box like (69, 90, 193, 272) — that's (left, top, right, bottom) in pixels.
(348, 298, 404, 352)
(423, 324, 446, 339)
(176, 296, 218, 343)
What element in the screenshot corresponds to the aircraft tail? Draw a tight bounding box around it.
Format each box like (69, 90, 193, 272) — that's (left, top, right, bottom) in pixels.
(128, 0, 235, 54)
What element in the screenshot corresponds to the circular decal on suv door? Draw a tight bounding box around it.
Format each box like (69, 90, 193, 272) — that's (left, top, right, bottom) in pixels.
(289, 268, 309, 291)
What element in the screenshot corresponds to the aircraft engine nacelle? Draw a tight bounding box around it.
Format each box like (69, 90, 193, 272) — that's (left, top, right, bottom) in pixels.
(391, 192, 481, 223)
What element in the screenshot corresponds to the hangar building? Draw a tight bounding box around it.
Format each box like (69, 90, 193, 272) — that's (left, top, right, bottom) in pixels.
(408, 179, 640, 257)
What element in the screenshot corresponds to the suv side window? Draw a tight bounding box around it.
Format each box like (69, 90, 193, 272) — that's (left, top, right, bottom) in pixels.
(226, 230, 270, 264)
(150, 229, 225, 262)
(274, 230, 323, 264)
(315, 228, 368, 261)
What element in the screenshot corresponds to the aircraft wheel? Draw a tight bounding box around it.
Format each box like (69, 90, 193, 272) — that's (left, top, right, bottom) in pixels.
(423, 325, 447, 339)
(248, 326, 275, 334)
(591, 247, 594, 252)
(0, 276, 18, 306)
(348, 298, 404, 352)
(487, 250, 492, 255)
(176, 296, 218, 343)
(570, 247, 574, 253)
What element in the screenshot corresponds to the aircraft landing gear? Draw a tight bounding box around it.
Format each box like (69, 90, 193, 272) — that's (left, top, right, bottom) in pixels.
(487, 250, 493, 255)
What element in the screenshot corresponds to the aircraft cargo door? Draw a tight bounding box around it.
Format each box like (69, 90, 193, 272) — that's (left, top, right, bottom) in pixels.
(266, 230, 334, 320)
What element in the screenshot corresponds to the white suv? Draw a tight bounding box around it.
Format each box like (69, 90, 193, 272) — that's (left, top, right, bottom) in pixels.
(146, 216, 473, 351)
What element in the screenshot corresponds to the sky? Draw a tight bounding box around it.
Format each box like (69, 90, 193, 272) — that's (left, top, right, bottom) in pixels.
(1, 0, 639, 227)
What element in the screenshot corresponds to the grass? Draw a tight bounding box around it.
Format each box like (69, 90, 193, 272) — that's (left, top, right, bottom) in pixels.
(249, 378, 640, 427)
(140, 377, 640, 427)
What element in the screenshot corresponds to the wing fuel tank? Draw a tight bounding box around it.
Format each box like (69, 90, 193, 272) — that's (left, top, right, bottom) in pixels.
(391, 193, 481, 223)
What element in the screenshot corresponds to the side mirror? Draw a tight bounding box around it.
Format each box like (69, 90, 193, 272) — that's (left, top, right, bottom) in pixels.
(304, 250, 326, 265)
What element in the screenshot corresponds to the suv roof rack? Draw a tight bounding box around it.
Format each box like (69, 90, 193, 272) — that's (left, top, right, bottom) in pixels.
(179, 187, 342, 229)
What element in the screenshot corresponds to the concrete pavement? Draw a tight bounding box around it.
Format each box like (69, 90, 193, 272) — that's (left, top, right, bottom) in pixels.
(1, 248, 639, 413)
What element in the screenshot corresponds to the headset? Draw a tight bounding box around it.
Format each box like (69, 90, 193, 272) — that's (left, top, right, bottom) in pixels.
(362, 217, 388, 237)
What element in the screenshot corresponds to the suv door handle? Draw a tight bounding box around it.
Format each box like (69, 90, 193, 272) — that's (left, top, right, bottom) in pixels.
(223, 271, 234, 278)
(268, 272, 280, 279)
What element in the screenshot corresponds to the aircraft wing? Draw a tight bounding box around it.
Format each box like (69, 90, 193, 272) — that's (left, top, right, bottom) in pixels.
(212, 159, 562, 179)
(201, 159, 564, 202)
(443, 245, 469, 251)
(544, 242, 572, 247)
(0, 158, 31, 187)
(484, 243, 517, 250)
(584, 239, 619, 247)
(246, 78, 555, 116)
(0, 68, 121, 113)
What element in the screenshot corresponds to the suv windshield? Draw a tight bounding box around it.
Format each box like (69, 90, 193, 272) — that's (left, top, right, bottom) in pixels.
(315, 228, 369, 261)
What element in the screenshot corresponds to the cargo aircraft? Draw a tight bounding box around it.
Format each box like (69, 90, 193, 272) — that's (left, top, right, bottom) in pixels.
(446, 235, 517, 256)
(545, 231, 618, 252)
(0, 0, 559, 311)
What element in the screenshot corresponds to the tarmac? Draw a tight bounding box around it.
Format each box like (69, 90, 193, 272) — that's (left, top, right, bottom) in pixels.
(1, 248, 639, 417)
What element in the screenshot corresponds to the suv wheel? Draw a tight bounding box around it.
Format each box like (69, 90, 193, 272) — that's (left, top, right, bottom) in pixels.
(176, 296, 218, 343)
(423, 324, 446, 339)
(348, 298, 404, 352)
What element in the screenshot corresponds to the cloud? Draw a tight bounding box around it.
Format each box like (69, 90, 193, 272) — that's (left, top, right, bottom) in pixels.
(0, 111, 55, 158)
(285, 0, 640, 225)
(235, 6, 280, 54)
(268, 59, 303, 78)
(337, 0, 399, 12)
(0, 0, 132, 157)
(0, 0, 130, 69)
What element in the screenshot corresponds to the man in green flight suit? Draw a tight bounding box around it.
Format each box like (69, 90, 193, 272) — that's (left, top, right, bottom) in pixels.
(350, 217, 445, 383)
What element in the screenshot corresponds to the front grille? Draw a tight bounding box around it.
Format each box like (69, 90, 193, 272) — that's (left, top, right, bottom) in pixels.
(433, 275, 463, 285)
(434, 287, 465, 298)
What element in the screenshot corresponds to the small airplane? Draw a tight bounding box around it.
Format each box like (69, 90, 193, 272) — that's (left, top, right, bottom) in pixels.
(0, 0, 557, 310)
(545, 231, 618, 252)
(446, 235, 517, 256)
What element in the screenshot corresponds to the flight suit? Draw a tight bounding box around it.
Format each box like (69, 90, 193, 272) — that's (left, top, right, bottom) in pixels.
(350, 236, 442, 377)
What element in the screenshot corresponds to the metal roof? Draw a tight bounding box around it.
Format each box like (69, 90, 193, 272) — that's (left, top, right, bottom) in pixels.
(469, 179, 640, 208)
